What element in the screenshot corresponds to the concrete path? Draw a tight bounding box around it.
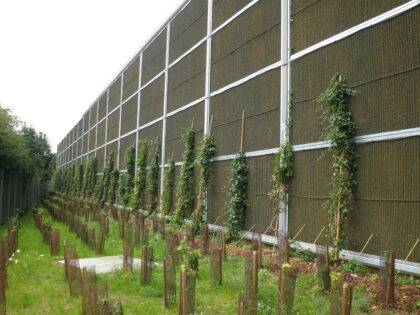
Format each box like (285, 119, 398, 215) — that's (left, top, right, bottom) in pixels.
(57, 255, 141, 274)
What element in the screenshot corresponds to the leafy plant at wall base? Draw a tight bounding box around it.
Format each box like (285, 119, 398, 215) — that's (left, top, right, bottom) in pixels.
(76, 164, 84, 197)
(162, 158, 176, 215)
(193, 134, 216, 232)
(318, 73, 357, 260)
(108, 169, 119, 208)
(122, 145, 135, 207)
(174, 127, 195, 226)
(146, 141, 160, 214)
(130, 141, 148, 210)
(226, 150, 248, 240)
(97, 152, 115, 207)
(119, 173, 127, 208)
(85, 158, 97, 201)
(269, 142, 293, 214)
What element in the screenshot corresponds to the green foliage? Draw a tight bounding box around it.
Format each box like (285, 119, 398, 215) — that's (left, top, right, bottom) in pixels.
(177, 237, 201, 272)
(108, 169, 119, 207)
(318, 74, 357, 259)
(226, 150, 248, 240)
(174, 127, 195, 226)
(292, 247, 316, 262)
(161, 158, 175, 215)
(75, 164, 84, 196)
(96, 152, 115, 206)
(84, 158, 97, 200)
(146, 141, 160, 214)
(130, 141, 147, 210)
(269, 142, 294, 214)
(0, 106, 54, 180)
(119, 173, 127, 206)
(193, 134, 216, 231)
(122, 145, 135, 207)
(338, 260, 370, 276)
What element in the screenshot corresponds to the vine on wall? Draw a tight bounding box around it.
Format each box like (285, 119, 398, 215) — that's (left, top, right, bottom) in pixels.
(146, 141, 160, 214)
(162, 157, 176, 215)
(193, 134, 216, 231)
(108, 169, 119, 207)
(174, 127, 195, 226)
(226, 149, 248, 240)
(130, 141, 148, 210)
(318, 73, 357, 259)
(122, 145, 135, 208)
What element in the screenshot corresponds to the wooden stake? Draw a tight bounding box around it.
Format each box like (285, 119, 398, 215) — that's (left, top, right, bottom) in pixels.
(252, 251, 258, 297)
(240, 110, 245, 151)
(358, 233, 374, 257)
(163, 257, 168, 307)
(257, 234, 263, 268)
(404, 238, 419, 261)
(385, 251, 395, 308)
(313, 225, 326, 244)
(342, 283, 352, 315)
(237, 294, 244, 315)
(291, 224, 306, 241)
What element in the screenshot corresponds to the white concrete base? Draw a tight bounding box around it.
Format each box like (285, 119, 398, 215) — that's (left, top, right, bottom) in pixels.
(57, 255, 141, 274)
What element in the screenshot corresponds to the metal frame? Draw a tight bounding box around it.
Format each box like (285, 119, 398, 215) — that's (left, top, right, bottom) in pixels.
(56, 0, 420, 270)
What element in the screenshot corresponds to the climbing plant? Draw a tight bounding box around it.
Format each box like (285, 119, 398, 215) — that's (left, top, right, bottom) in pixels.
(318, 73, 357, 259)
(97, 152, 114, 206)
(193, 134, 216, 231)
(76, 164, 84, 197)
(270, 91, 294, 216)
(174, 127, 195, 226)
(162, 157, 176, 215)
(226, 149, 249, 240)
(108, 169, 119, 207)
(130, 141, 148, 210)
(85, 158, 97, 201)
(146, 140, 160, 214)
(122, 145, 135, 207)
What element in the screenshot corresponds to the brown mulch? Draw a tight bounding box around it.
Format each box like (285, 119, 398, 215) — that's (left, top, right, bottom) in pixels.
(223, 242, 419, 313)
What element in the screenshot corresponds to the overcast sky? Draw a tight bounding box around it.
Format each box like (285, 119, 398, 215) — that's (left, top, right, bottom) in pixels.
(0, 0, 184, 152)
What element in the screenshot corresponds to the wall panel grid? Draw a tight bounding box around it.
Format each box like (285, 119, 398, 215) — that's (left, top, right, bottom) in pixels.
(56, 0, 420, 269)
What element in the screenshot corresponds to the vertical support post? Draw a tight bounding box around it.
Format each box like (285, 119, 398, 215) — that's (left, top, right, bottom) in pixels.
(342, 283, 352, 315)
(159, 24, 171, 211)
(117, 75, 124, 170)
(95, 100, 99, 159)
(135, 53, 143, 170)
(279, 0, 291, 237)
(203, 0, 213, 222)
(104, 89, 110, 169)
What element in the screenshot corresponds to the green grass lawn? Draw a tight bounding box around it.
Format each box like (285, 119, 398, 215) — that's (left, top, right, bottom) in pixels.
(2, 207, 398, 314)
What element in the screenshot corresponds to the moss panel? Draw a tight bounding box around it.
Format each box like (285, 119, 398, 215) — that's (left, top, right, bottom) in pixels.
(210, 69, 280, 156)
(211, 0, 280, 91)
(83, 112, 90, 134)
(121, 94, 138, 135)
(291, 0, 409, 52)
(350, 137, 420, 261)
(139, 74, 164, 126)
(167, 43, 206, 112)
(138, 121, 162, 145)
(165, 103, 204, 162)
(108, 76, 122, 112)
(78, 118, 84, 138)
(119, 133, 136, 170)
(89, 102, 98, 128)
(291, 8, 420, 144)
(123, 57, 140, 101)
(106, 141, 118, 166)
(142, 29, 167, 85)
(207, 155, 275, 233)
(98, 92, 108, 121)
(96, 147, 105, 173)
(96, 120, 106, 147)
(82, 134, 89, 154)
(212, 0, 253, 29)
(288, 149, 332, 246)
(88, 128, 96, 152)
(106, 108, 120, 142)
(77, 139, 82, 159)
(169, 0, 207, 62)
